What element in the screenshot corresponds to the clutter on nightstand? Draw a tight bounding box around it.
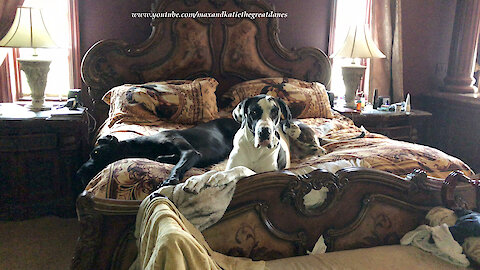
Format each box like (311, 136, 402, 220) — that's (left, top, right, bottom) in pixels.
(333, 94, 431, 144)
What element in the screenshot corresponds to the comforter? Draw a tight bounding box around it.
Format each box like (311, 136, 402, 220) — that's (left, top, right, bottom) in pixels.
(85, 112, 473, 201)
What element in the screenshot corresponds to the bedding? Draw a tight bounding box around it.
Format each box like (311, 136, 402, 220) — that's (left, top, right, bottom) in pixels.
(86, 104, 473, 201)
(102, 77, 219, 127)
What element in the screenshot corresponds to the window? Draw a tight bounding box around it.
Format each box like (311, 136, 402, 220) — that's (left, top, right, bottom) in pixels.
(330, 0, 370, 99)
(2, 0, 79, 100)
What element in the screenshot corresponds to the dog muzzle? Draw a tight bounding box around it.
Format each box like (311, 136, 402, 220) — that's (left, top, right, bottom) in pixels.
(254, 126, 280, 149)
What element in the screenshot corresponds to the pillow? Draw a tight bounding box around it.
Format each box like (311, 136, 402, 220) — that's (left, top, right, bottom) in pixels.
(103, 77, 219, 125)
(102, 85, 161, 128)
(221, 77, 333, 119)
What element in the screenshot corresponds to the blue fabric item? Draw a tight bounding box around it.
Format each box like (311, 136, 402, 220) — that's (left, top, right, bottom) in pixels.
(449, 209, 480, 244)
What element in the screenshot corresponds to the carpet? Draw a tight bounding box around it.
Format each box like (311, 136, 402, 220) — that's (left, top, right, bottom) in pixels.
(0, 216, 79, 270)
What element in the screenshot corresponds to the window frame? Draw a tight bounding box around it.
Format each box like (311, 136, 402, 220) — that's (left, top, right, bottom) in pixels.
(8, 0, 81, 101)
(328, 0, 371, 100)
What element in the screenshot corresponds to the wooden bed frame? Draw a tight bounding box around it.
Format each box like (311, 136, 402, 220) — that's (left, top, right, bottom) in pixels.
(73, 0, 480, 269)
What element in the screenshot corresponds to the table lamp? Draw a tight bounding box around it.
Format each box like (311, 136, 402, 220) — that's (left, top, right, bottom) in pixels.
(0, 7, 57, 111)
(330, 24, 386, 108)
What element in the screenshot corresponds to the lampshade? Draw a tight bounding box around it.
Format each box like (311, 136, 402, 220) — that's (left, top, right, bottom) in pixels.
(330, 24, 386, 59)
(0, 7, 56, 48)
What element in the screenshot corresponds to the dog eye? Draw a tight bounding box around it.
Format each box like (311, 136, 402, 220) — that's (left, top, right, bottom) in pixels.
(271, 107, 279, 118)
(91, 150, 99, 158)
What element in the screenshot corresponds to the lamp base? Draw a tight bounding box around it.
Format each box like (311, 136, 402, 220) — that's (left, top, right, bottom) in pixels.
(26, 102, 51, 112)
(18, 58, 51, 112)
(342, 64, 366, 108)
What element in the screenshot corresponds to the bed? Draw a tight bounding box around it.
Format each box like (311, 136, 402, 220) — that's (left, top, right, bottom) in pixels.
(72, 0, 480, 269)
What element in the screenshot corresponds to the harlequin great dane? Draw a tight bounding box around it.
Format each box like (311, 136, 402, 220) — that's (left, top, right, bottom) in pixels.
(226, 95, 292, 173)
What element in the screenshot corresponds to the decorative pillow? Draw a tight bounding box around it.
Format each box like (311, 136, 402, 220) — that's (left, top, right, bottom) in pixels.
(102, 85, 161, 128)
(103, 77, 219, 125)
(221, 77, 333, 119)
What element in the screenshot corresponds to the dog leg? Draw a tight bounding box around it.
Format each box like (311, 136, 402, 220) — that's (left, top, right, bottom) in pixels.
(155, 154, 179, 164)
(206, 166, 255, 187)
(160, 149, 202, 187)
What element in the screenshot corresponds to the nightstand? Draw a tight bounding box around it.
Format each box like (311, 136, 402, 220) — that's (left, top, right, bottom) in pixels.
(0, 103, 88, 220)
(334, 105, 432, 144)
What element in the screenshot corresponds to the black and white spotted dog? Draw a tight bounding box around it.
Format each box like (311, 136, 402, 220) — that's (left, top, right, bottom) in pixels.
(226, 95, 293, 173)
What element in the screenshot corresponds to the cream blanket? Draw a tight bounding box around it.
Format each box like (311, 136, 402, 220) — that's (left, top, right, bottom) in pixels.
(129, 196, 267, 270)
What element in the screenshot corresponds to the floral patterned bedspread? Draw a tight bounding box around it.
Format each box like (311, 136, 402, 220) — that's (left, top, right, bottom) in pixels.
(86, 112, 473, 201)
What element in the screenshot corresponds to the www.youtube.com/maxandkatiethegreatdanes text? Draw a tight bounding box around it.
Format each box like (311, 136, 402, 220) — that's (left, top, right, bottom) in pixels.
(131, 10, 288, 20)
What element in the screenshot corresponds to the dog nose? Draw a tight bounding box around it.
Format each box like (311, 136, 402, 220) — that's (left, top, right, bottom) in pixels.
(259, 127, 270, 140)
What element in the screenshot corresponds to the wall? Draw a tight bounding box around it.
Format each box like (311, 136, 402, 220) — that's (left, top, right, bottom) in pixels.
(78, 0, 152, 57)
(401, 0, 456, 102)
(78, 0, 332, 59)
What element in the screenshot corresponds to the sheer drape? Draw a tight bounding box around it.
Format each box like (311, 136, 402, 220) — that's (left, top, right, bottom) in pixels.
(0, 0, 23, 102)
(369, 0, 404, 103)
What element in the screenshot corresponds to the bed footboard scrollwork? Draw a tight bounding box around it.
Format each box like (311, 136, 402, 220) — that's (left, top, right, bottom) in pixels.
(71, 169, 479, 269)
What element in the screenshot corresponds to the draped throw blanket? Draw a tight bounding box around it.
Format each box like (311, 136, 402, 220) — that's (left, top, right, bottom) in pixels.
(129, 197, 267, 270)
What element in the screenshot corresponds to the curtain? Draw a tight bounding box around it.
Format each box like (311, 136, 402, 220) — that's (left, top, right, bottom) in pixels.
(0, 0, 23, 102)
(369, 0, 404, 103)
(0, 52, 12, 102)
(0, 0, 23, 40)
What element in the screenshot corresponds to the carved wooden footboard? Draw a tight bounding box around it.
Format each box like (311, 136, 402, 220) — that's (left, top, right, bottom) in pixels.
(71, 168, 479, 270)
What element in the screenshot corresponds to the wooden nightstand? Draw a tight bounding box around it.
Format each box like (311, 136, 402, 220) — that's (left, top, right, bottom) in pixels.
(0, 103, 88, 220)
(334, 105, 432, 144)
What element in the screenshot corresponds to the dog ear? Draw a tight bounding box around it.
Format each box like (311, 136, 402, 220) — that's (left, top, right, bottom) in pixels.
(97, 135, 118, 145)
(275, 98, 292, 121)
(232, 99, 247, 123)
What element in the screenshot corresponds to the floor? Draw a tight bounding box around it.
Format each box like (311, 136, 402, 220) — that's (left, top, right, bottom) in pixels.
(0, 216, 79, 270)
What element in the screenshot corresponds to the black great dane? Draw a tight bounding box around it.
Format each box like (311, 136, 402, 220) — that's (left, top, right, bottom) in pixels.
(77, 118, 240, 188)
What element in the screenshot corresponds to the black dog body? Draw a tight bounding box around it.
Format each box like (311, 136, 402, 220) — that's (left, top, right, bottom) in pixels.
(77, 118, 240, 187)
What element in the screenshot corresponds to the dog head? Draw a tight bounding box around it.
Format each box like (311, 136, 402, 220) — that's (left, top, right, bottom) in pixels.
(233, 95, 292, 148)
(76, 135, 120, 186)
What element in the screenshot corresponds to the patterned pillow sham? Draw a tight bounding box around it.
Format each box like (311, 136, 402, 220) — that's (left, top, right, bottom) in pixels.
(221, 77, 334, 119)
(102, 77, 219, 125)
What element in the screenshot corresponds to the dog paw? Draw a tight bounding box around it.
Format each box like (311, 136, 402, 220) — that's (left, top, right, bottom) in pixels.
(157, 177, 179, 189)
(183, 171, 216, 194)
(207, 166, 255, 187)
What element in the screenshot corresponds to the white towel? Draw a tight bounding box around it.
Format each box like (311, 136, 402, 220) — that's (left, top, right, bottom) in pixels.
(400, 224, 470, 267)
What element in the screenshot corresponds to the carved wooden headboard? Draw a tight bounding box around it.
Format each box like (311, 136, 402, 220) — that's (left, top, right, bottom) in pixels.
(81, 0, 331, 126)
